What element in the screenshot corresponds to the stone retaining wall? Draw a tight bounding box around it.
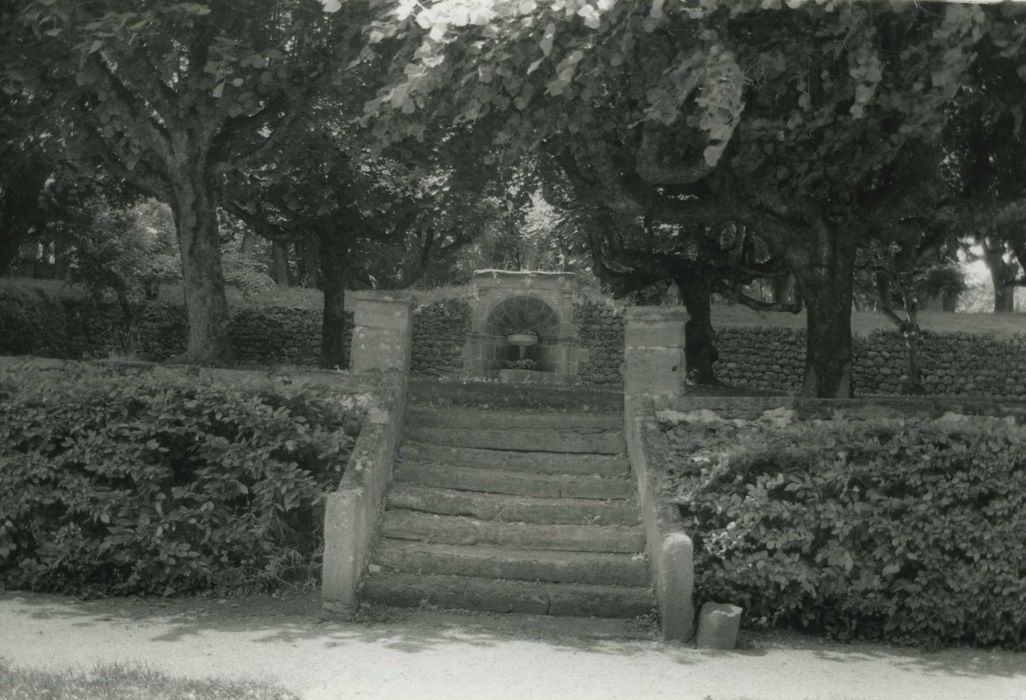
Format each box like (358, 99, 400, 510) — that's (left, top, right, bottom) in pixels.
(411, 298, 472, 377)
(716, 326, 1026, 399)
(574, 300, 624, 387)
(6, 283, 1026, 396)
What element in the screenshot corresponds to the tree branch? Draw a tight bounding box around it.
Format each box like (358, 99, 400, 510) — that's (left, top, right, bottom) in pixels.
(635, 122, 713, 186)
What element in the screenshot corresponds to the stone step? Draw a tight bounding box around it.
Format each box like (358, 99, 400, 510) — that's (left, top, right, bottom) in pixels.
(387, 484, 639, 525)
(394, 462, 634, 500)
(399, 441, 630, 477)
(408, 406, 623, 431)
(381, 510, 646, 553)
(374, 540, 650, 586)
(361, 572, 655, 619)
(405, 426, 623, 454)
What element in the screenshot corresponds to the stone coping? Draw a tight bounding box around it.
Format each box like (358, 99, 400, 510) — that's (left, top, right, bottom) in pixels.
(322, 369, 408, 614)
(625, 396, 694, 642)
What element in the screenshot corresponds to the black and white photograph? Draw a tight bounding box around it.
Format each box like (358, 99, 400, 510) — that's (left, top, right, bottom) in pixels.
(2, 0, 1026, 698)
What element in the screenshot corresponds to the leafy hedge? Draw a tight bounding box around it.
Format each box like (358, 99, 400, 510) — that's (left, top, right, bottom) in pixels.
(0, 363, 366, 596)
(0, 283, 73, 357)
(665, 411, 1026, 648)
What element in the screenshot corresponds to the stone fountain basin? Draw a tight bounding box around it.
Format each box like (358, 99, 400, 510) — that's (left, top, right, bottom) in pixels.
(506, 333, 538, 346)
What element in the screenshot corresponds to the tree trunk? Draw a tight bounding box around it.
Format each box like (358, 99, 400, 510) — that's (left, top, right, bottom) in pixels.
(270, 241, 290, 286)
(301, 238, 321, 289)
(941, 288, 959, 312)
(789, 223, 857, 398)
(901, 322, 925, 395)
(675, 268, 720, 385)
(984, 248, 1017, 312)
(318, 232, 347, 369)
(53, 239, 70, 280)
(168, 165, 232, 364)
(771, 273, 796, 306)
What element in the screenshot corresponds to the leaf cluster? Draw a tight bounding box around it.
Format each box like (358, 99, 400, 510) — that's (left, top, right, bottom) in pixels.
(0, 362, 366, 596)
(665, 412, 1026, 648)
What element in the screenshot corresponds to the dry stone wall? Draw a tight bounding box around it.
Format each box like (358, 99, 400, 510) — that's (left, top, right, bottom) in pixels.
(716, 326, 1026, 399)
(6, 282, 1026, 397)
(410, 298, 472, 377)
(573, 300, 625, 388)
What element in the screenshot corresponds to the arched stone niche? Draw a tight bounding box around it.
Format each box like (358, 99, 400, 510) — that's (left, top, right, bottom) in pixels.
(462, 270, 587, 381)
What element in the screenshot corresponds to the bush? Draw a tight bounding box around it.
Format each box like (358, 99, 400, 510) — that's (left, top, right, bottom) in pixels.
(664, 412, 1026, 648)
(0, 282, 73, 357)
(0, 362, 366, 596)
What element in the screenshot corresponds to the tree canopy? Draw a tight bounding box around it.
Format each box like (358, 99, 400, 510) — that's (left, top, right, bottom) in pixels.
(358, 0, 999, 396)
(10, 0, 363, 362)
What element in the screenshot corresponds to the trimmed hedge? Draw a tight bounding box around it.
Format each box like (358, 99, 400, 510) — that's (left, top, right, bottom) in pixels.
(0, 362, 367, 596)
(0, 281, 342, 366)
(664, 411, 1026, 648)
(0, 284, 72, 357)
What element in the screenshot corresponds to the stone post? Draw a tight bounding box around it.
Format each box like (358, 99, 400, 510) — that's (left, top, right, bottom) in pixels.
(347, 291, 413, 373)
(624, 305, 687, 399)
(623, 305, 694, 641)
(321, 291, 412, 615)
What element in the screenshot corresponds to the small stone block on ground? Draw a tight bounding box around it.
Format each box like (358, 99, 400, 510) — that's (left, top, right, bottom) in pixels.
(695, 602, 742, 650)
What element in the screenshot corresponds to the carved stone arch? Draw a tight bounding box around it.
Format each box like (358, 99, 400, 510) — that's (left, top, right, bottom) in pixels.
(461, 270, 586, 380)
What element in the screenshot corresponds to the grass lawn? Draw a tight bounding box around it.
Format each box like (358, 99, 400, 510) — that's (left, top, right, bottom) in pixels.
(0, 658, 297, 700)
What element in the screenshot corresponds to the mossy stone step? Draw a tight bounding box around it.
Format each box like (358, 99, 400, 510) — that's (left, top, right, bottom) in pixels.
(374, 540, 650, 586)
(408, 406, 623, 431)
(381, 509, 646, 553)
(399, 441, 630, 477)
(360, 571, 656, 619)
(386, 484, 639, 526)
(394, 462, 633, 499)
(405, 426, 624, 454)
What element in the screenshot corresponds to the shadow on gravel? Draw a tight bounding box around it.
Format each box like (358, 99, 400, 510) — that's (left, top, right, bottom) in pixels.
(4, 591, 1025, 681)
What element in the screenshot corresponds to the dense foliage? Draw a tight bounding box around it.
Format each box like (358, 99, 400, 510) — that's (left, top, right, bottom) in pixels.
(0, 363, 366, 596)
(665, 411, 1026, 648)
(0, 283, 71, 357)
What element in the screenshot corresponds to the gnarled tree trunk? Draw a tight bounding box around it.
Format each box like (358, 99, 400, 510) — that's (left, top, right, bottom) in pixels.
(789, 222, 857, 398)
(168, 158, 232, 365)
(673, 266, 719, 385)
(270, 241, 290, 286)
(984, 247, 1018, 312)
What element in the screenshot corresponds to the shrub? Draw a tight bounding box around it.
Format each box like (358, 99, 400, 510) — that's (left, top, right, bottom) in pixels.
(664, 412, 1026, 648)
(0, 282, 73, 357)
(0, 363, 366, 596)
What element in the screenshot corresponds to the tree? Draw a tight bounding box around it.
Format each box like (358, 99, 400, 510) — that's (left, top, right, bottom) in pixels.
(67, 199, 178, 322)
(544, 144, 800, 385)
(857, 213, 960, 395)
(359, 0, 985, 396)
(14, 0, 360, 362)
(224, 111, 521, 367)
(944, 6, 1026, 313)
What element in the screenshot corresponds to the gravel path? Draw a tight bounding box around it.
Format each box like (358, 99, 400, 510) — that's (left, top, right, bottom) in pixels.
(1, 592, 1024, 700)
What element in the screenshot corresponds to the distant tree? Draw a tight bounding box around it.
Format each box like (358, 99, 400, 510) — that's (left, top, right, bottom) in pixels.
(224, 112, 520, 367)
(945, 5, 1026, 313)
(12, 0, 361, 362)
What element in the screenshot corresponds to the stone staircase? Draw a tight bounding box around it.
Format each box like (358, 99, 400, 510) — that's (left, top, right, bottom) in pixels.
(360, 405, 655, 619)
